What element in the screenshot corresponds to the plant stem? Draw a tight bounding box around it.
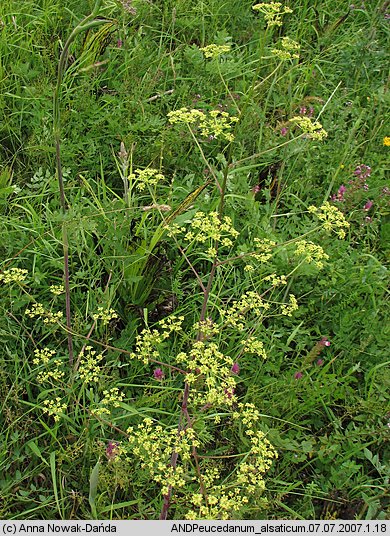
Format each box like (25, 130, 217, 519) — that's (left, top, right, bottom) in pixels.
(53, 0, 109, 366)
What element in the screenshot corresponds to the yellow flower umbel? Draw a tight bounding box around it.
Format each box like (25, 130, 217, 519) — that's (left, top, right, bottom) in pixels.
(186, 406, 277, 519)
(126, 419, 199, 496)
(200, 44, 231, 59)
(252, 2, 293, 27)
(77, 346, 104, 384)
(383, 136, 390, 146)
(280, 294, 299, 316)
(93, 387, 125, 417)
(42, 397, 67, 422)
(130, 315, 184, 364)
(176, 340, 237, 407)
(32, 347, 56, 365)
(294, 240, 329, 269)
(271, 37, 300, 60)
(241, 336, 267, 360)
(33, 347, 65, 383)
(127, 168, 165, 192)
(167, 108, 239, 142)
(289, 116, 328, 141)
(0, 267, 28, 284)
(308, 201, 350, 239)
(169, 211, 239, 259)
(222, 291, 270, 330)
(49, 284, 65, 295)
(92, 306, 118, 325)
(25, 302, 63, 324)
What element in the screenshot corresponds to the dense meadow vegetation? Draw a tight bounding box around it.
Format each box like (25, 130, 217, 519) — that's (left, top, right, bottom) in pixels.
(0, 0, 389, 521)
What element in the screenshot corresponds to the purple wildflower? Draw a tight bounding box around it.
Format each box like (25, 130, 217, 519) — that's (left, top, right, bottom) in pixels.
(231, 362, 240, 375)
(106, 441, 119, 461)
(354, 164, 371, 180)
(153, 368, 164, 380)
(280, 127, 288, 136)
(363, 200, 373, 211)
(320, 337, 331, 347)
(331, 184, 346, 202)
(294, 371, 303, 380)
(316, 359, 324, 366)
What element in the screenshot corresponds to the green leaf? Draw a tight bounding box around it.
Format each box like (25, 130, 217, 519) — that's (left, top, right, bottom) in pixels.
(89, 459, 100, 520)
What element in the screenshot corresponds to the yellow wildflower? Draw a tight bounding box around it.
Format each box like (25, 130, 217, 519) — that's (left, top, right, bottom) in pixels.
(200, 44, 231, 59)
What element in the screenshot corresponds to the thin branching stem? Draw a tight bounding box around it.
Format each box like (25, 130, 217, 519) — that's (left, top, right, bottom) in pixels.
(53, 0, 110, 366)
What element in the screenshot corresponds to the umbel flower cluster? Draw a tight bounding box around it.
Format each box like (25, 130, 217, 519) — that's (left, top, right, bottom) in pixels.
(92, 306, 118, 325)
(200, 44, 231, 59)
(127, 168, 165, 191)
(252, 2, 293, 27)
(25, 302, 63, 324)
(289, 116, 328, 141)
(271, 37, 300, 60)
(167, 108, 239, 142)
(294, 240, 329, 269)
(0, 267, 28, 284)
(168, 211, 239, 258)
(308, 201, 350, 238)
(120, 406, 277, 519)
(125, 420, 199, 496)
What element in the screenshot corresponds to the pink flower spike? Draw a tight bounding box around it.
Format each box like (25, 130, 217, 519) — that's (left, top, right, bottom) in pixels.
(316, 359, 324, 366)
(363, 200, 373, 211)
(117, 39, 123, 48)
(320, 337, 331, 347)
(153, 368, 164, 380)
(338, 185, 347, 195)
(231, 362, 240, 375)
(294, 371, 303, 380)
(354, 164, 371, 180)
(106, 441, 119, 461)
(280, 127, 288, 136)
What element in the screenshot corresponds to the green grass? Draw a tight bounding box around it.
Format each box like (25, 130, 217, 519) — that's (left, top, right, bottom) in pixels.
(0, 0, 389, 521)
